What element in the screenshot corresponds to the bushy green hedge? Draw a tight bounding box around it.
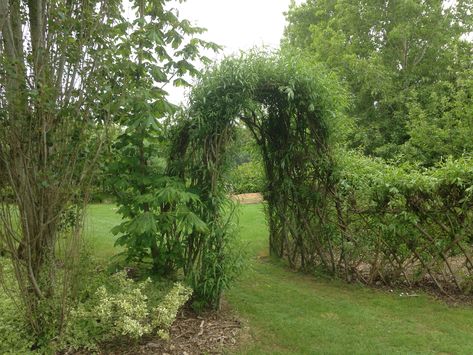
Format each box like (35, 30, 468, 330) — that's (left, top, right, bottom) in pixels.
(292, 150, 473, 294)
(228, 161, 265, 194)
(263, 140, 473, 295)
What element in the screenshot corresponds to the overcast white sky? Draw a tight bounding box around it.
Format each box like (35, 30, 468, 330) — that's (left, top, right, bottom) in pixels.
(166, 0, 302, 104)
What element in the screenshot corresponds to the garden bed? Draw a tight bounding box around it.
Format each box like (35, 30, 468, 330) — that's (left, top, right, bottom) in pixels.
(93, 301, 242, 355)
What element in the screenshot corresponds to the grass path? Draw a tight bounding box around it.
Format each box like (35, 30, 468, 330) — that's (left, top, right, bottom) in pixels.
(85, 204, 473, 354)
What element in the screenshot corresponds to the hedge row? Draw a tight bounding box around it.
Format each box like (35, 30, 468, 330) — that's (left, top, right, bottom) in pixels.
(282, 151, 473, 294)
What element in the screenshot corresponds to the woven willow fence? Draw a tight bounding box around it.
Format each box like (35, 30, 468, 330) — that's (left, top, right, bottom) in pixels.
(324, 153, 473, 295)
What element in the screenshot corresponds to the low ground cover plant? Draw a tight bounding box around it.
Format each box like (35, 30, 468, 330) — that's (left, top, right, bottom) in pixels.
(0, 255, 192, 353)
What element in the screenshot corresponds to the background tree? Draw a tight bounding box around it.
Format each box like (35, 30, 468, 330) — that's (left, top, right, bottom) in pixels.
(284, 0, 473, 161)
(403, 67, 473, 165)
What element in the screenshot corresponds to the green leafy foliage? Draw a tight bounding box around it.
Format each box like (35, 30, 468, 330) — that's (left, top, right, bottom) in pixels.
(105, 0, 219, 274)
(187, 207, 248, 311)
(323, 150, 473, 292)
(110, 176, 209, 274)
(228, 161, 265, 194)
(62, 272, 152, 351)
(0, 260, 36, 354)
(171, 50, 345, 306)
(226, 126, 266, 194)
(284, 0, 473, 161)
(402, 72, 473, 165)
(152, 282, 193, 339)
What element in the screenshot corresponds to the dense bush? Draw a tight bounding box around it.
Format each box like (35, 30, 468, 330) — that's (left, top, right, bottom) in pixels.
(228, 161, 265, 194)
(336, 152, 473, 291)
(62, 272, 192, 351)
(0, 255, 192, 353)
(187, 208, 247, 311)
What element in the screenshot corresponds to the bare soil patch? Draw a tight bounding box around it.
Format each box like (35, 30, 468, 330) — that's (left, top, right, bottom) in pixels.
(231, 193, 263, 205)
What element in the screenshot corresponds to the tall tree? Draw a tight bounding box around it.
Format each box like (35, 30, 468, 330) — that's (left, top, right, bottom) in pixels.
(0, 0, 125, 335)
(284, 0, 473, 160)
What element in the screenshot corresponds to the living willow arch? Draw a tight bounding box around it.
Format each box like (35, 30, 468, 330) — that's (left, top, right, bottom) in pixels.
(167, 52, 346, 302)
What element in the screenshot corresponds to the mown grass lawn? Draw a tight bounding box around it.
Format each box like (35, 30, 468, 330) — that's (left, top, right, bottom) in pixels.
(86, 204, 473, 354)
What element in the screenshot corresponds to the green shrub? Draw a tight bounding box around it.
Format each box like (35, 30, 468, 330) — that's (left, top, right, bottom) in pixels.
(328, 150, 473, 291)
(1, 254, 192, 353)
(0, 260, 36, 354)
(0, 185, 15, 203)
(228, 161, 265, 194)
(62, 272, 151, 350)
(188, 207, 248, 311)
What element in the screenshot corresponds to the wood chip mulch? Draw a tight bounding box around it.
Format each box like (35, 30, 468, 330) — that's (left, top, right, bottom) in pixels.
(98, 301, 242, 355)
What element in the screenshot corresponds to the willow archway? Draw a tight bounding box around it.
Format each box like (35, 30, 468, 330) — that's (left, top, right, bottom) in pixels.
(166, 52, 347, 304)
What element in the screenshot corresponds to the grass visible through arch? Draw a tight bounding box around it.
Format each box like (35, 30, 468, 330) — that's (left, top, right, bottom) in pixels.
(85, 203, 473, 354)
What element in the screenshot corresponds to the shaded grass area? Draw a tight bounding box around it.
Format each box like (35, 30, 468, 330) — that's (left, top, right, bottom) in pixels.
(86, 204, 473, 354)
(84, 204, 124, 260)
